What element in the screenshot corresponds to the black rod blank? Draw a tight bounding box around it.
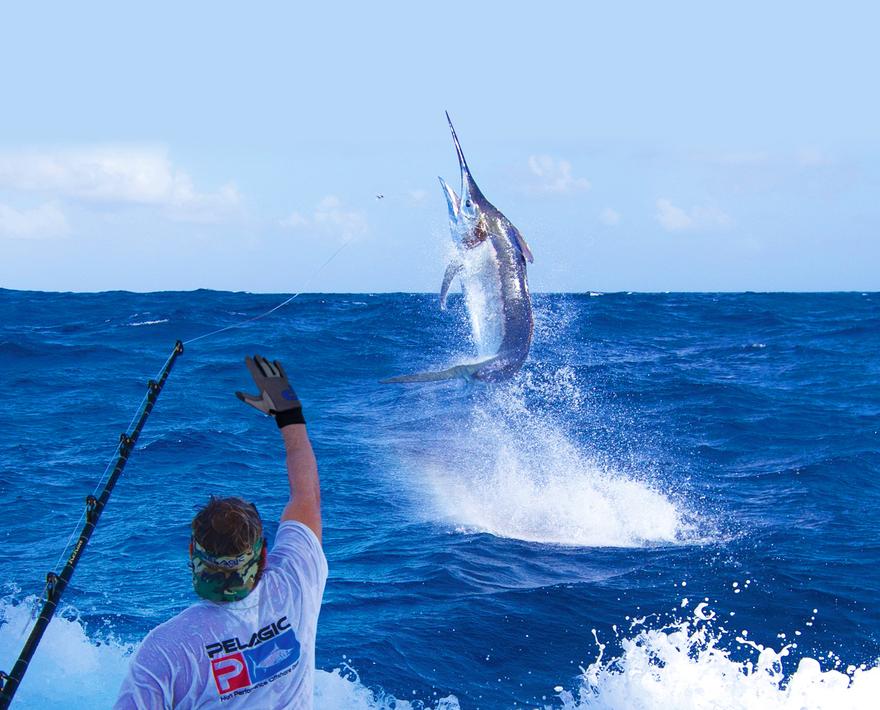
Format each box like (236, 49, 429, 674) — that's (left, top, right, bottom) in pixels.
(0, 340, 183, 709)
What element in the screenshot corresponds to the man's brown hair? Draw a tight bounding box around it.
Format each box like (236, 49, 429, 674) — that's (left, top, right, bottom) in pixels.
(192, 496, 263, 556)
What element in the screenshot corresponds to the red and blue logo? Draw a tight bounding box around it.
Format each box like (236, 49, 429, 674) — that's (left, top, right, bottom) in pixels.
(211, 652, 251, 694)
(211, 629, 300, 695)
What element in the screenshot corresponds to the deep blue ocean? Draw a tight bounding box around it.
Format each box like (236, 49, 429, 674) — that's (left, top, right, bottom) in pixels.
(0, 289, 878, 709)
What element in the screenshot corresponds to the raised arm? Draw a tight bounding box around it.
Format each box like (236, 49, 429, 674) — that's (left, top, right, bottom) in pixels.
(279, 424, 321, 541)
(235, 354, 322, 542)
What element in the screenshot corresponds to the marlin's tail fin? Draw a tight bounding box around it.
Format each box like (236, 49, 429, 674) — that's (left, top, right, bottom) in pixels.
(381, 358, 496, 384)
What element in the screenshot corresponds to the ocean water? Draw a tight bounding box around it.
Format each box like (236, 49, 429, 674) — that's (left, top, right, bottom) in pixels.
(0, 288, 878, 709)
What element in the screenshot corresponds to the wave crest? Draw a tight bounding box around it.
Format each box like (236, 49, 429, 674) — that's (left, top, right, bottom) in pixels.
(556, 614, 879, 709)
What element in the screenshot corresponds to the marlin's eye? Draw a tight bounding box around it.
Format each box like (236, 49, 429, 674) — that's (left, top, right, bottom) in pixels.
(465, 200, 472, 208)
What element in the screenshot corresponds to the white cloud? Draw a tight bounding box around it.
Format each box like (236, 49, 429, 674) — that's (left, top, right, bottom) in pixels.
(280, 196, 367, 241)
(656, 199, 692, 231)
(655, 198, 731, 233)
(409, 189, 428, 203)
(279, 212, 309, 229)
(0, 202, 69, 239)
(707, 150, 770, 166)
(703, 148, 838, 170)
(0, 147, 240, 222)
(795, 147, 833, 167)
(527, 155, 590, 194)
(599, 207, 620, 226)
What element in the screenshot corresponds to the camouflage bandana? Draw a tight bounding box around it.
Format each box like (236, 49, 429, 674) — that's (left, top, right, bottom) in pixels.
(190, 537, 264, 602)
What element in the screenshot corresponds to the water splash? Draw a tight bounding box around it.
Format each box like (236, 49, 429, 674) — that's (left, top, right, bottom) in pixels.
(5, 595, 876, 710)
(316, 664, 460, 709)
(415, 368, 691, 548)
(403, 287, 692, 547)
(0, 597, 133, 709)
(441, 240, 504, 359)
(553, 612, 880, 709)
(0, 599, 460, 710)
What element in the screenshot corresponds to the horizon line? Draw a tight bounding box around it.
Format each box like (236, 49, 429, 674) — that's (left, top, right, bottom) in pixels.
(1, 287, 877, 296)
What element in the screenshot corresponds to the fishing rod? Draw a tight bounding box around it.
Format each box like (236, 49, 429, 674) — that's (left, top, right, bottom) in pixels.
(0, 238, 352, 707)
(0, 341, 183, 709)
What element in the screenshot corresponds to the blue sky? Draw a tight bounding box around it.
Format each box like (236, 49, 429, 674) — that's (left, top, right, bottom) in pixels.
(0, 1, 877, 292)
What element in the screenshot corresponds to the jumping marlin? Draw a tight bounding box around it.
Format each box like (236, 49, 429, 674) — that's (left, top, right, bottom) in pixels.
(383, 113, 534, 383)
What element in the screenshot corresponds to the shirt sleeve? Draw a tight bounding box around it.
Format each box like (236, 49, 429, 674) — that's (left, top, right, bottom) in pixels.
(268, 521, 329, 611)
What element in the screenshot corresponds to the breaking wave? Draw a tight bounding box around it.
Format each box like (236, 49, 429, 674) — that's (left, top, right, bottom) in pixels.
(554, 608, 879, 709)
(0, 598, 460, 710)
(3, 598, 876, 710)
(126, 318, 169, 327)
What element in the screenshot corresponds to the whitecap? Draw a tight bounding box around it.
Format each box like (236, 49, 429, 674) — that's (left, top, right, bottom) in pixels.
(127, 319, 169, 327)
(0, 599, 460, 709)
(553, 618, 880, 710)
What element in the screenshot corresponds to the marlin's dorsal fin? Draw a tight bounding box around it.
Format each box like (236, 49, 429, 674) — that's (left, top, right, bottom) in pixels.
(439, 177, 460, 220)
(507, 224, 534, 264)
(440, 260, 463, 310)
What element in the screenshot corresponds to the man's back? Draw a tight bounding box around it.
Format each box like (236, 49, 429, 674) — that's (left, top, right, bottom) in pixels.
(116, 521, 327, 709)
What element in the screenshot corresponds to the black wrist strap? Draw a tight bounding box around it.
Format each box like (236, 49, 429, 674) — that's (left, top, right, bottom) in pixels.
(275, 408, 306, 429)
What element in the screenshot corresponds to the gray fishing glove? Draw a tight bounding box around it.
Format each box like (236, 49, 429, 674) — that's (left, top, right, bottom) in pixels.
(235, 355, 305, 428)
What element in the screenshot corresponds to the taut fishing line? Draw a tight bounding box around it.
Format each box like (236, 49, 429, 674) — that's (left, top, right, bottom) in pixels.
(0, 238, 353, 708)
(183, 237, 352, 346)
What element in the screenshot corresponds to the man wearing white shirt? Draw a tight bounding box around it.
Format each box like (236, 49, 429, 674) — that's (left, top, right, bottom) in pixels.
(116, 355, 326, 709)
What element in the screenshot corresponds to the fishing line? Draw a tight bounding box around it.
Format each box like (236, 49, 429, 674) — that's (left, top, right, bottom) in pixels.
(183, 237, 353, 346)
(0, 238, 353, 707)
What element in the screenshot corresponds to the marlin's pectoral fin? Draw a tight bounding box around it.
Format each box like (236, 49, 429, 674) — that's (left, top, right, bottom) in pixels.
(440, 260, 463, 310)
(507, 224, 534, 264)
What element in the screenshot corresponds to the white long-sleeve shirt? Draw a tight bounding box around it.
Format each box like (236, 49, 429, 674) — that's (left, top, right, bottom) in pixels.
(115, 521, 328, 709)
